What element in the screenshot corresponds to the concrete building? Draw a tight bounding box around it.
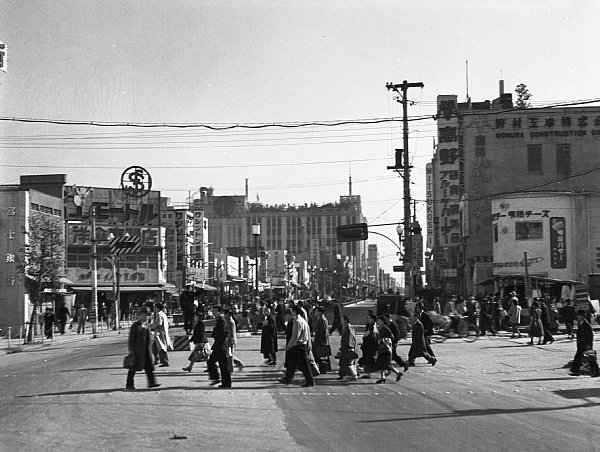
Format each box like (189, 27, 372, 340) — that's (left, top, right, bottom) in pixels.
(429, 82, 600, 298)
(0, 179, 65, 333)
(64, 185, 168, 311)
(191, 186, 370, 298)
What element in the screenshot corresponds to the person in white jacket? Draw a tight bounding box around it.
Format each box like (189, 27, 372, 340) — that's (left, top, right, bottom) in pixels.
(152, 303, 172, 367)
(507, 295, 522, 338)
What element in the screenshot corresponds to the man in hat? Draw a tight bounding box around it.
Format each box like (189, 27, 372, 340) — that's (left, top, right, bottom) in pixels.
(126, 307, 160, 390)
(570, 310, 600, 377)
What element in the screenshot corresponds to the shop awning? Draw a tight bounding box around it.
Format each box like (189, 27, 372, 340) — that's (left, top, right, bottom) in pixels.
(200, 284, 218, 291)
(476, 274, 583, 286)
(71, 286, 168, 292)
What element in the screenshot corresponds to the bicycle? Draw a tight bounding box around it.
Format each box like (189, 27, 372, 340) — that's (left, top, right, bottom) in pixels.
(429, 313, 479, 343)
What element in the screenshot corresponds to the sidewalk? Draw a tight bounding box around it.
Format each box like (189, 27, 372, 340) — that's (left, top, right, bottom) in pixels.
(0, 321, 133, 353)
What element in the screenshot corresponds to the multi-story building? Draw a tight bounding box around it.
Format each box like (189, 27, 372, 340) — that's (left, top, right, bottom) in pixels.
(429, 81, 600, 299)
(0, 176, 65, 332)
(191, 187, 370, 297)
(367, 244, 379, 291)
(64, 185, 168, 310)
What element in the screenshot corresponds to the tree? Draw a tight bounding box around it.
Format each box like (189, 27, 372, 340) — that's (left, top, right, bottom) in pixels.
(515, 83, 532, 109)
(16, 213, 65, 341)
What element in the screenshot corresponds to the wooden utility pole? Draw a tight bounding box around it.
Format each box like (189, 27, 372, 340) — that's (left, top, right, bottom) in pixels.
(386, 80, 424, 299)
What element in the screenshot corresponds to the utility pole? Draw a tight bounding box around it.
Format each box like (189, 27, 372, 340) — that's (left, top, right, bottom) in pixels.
(386, 80, 424, 299)
(91, 206, 98, 334)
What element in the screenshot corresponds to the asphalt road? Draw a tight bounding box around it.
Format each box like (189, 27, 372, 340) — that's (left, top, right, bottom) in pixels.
(1, 300, 599, 451)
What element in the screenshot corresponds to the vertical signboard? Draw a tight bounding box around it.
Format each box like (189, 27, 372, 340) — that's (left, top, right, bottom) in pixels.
(268, 249, 287, 285)
(435, 95, 461, 247)
(550, 217, 567, 268)
(426, 163, 434, 249)
(309, 238, 321, 267)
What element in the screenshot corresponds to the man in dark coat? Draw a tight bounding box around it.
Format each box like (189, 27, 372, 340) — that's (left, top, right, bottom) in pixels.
(408, 315, 437, 366)
(43, 308, 55, 339)
(260, 309, 279, 365)
(207, 312, 232, 388)
(180, 287, 195, 335)
(570, 310, 600, 377)
(312, 306, 331, 373)
(56, 303, 70, 335)
(328, 299, 343, 336)
(384, 314, 409, 371)
(562, 299, 576, 340)
(412, 303, 436, 361)
(125, 307, 160, 390)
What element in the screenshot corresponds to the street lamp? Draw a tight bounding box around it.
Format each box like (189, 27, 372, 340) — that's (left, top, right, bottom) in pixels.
(252, 223, 261, 299)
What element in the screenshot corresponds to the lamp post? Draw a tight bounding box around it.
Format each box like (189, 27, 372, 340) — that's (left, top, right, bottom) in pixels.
(107, 233, 122, 333)
(252, 223, 261, 299)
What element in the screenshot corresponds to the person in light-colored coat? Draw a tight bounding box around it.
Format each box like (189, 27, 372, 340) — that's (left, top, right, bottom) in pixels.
(507, 297, 522, 338)
(152, 303, 172, 367)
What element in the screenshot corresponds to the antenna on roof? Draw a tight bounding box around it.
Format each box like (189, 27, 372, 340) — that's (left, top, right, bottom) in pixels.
(348, 162, 352, 196)
(465, 59, 470, 102)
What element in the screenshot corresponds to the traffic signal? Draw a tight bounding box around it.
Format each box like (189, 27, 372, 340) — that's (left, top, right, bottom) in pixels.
(392, 265, 404, 272)
(336, 223, 368, 242)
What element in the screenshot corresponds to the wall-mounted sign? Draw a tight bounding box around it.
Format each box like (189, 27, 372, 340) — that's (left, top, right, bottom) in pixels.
(550, 217, 567, 269)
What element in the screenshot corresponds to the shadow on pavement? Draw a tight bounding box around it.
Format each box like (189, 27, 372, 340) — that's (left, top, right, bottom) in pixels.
(358, 401, 600, 423)
(500, 377, 576, 382)
(554, 387, 600, 399)
(60, 367, 123, 372)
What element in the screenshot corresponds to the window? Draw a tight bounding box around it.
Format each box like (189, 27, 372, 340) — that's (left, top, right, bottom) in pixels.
(515, 222, 543, 240)
(556, 144, 571, 174)
(493, 224, 498, 243)
(527, 144, 543, 172)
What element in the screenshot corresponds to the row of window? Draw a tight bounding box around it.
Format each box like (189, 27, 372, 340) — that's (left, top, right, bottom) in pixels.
(31, 203, 62, 217)
(493, 222, 543, 242)
(527, 143, 571, 173)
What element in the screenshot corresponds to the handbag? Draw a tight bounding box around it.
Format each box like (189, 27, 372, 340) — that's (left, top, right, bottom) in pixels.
(583, 349, 597, 363)
(347, 349, 359, 360)
(189, 342, 211, 362)
(313, 344, 331, 359)
(123, 354, 136, 369)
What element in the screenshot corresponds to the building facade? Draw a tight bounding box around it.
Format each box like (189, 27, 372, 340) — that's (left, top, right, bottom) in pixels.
(429, 83, 600, 297)
(191, 187, 370, 297)
(0, 184, 64, 332)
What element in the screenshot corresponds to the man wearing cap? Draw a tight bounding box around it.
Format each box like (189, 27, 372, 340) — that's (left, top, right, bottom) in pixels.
(570, 309, 600, 377)
(126, 307, 160, 390)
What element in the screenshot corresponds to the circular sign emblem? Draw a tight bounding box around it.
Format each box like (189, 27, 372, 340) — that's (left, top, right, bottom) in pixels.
(120, 166, 152, 197)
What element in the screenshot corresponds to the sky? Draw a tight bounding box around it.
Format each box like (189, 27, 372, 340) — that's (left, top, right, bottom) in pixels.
(1, 0, 599, 280)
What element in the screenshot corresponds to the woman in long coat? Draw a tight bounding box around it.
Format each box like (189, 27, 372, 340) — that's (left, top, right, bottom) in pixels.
(360, 314, 378, 379)
(261, 308, 279, 365)
(337, 315, 358, 381)
(126, 307, 159, 390)
(528, 299, 544, 345)
(374, 316, 402, 384)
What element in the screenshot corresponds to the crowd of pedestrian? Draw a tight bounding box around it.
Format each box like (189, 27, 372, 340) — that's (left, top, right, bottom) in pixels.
(123, 290, 600, 390)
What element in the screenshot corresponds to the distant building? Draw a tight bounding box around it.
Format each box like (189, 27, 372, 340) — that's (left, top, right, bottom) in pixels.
(191, 187, 370, 297)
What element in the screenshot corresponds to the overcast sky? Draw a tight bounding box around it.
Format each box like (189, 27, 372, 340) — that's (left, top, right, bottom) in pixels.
(1, 1, 599, 277)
